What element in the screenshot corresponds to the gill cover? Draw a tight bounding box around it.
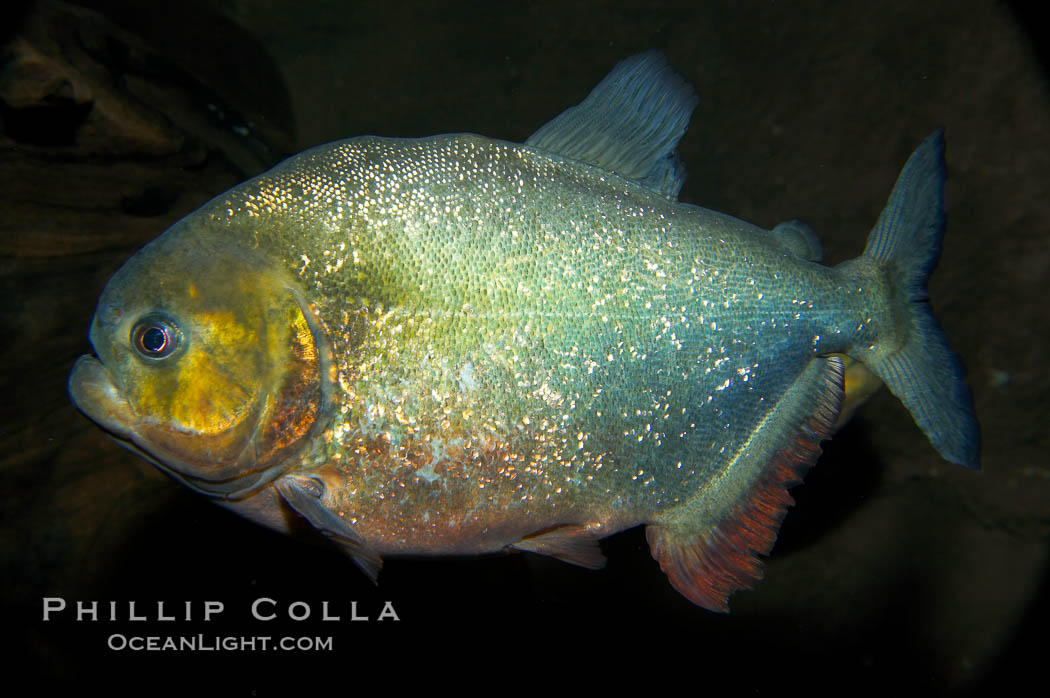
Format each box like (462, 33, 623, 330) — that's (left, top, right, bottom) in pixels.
(70, 228, 334, 498)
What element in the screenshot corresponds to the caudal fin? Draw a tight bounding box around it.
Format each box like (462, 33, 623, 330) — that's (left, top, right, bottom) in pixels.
(861, 130, 980, 468)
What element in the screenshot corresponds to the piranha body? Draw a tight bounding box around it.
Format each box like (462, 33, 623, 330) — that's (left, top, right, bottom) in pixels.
(69, 53, 979, 611)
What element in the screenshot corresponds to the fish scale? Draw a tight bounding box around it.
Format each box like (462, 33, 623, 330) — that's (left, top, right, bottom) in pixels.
(222, 136, 843, 537)
(69, 52, 978, 610)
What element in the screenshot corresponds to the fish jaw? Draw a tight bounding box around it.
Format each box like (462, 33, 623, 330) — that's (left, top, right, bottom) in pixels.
(68, 352, 231, 494)
(69, 354, 139, 442)
(69, 352, 298, 499)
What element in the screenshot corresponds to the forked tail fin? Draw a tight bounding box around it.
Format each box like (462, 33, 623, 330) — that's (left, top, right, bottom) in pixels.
(858, 130, 980, 468)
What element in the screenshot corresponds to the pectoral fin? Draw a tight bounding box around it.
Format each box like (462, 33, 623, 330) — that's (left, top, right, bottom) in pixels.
(509, 524, 607, 570)
(274, 475, 383, 582)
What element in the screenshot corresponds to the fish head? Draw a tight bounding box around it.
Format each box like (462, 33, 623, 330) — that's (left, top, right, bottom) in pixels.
(69, 222, 332, 498)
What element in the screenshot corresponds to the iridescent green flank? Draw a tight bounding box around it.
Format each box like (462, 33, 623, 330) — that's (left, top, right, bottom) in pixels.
(204, 132, 868, 533)
(69, 53, 978, 611)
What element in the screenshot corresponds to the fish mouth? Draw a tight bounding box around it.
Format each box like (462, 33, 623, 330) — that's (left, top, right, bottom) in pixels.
(68, 355, 288, 500)
(69, 355, 139, 441)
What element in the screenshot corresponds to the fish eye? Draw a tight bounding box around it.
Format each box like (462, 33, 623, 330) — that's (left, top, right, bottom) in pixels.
(131, 314, 182, 360)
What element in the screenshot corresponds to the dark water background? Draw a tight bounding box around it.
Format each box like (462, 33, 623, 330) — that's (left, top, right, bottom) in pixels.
(2, 0, 1047, 693)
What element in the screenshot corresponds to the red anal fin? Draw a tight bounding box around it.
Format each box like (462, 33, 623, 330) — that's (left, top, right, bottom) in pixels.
(647, 357, 844, 612)
(510, 524, 607, 570)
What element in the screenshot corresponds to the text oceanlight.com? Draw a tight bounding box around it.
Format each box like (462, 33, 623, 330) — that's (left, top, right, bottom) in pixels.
(106, 634, 333, 651)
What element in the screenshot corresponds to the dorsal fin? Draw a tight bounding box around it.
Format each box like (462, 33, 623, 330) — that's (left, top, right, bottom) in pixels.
(525, 51, 699, 200)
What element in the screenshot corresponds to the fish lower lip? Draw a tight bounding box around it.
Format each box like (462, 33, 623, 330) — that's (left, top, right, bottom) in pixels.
(68, 355, 137, 439)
